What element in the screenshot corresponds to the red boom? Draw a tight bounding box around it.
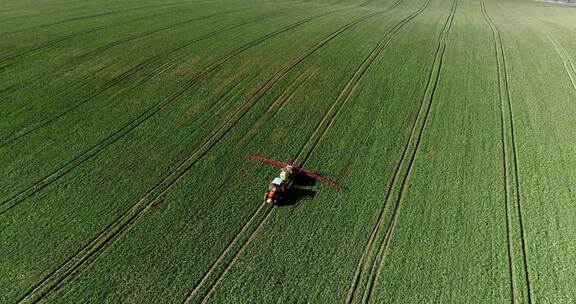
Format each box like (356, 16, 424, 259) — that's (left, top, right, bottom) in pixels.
(247, 154, 343, 189)
(247, 154, 292, 168)
(299, 168, 343, 189)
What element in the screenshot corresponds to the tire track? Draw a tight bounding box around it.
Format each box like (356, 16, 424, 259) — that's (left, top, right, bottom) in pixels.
(1, 61, 113, 119)
(0, 7, 251, 94)
(0, 85, 16, 96)
(14, 10, 380, 303)
(481, 3, 515, 303)
(0, 5, 252, 98)
(0, 27, 103, 67)
(298, 0, 421, 165)
(230, 68, 316, 150)
(0, 11, 331, 215)
(363, 2, 457, 302)
(0, 4, 243, 69)
(183, 63, 355, 302)
(184, 4, 409, 299)
(0, 10, 269, 147)
(481, 3, 532, 303)
(360, 0, 402, 9)
(275, 71, 315, 113)
(1, 1, 198, 35)
(72, 8, 250, 64)
(2, 2, 335, 96)
(188, 3, 449, 303)
(545, 33, 576, 92)
(0, 7, 265, 106)
(176, 72, 260, 144)
(345, 1, 457, 303)
(265, 68, 314, 113)
(0, 1, 68, 16)
(203, 73, 262, 123)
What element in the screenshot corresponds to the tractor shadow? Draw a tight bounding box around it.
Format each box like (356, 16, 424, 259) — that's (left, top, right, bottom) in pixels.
(277, 174, 317, 207)
(277, 187, 316, 206)
(293, 173, 317, 187)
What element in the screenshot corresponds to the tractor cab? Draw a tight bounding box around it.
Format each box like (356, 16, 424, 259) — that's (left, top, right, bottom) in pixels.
(266, 177, 284, 204)
(249, 154, 342, 205)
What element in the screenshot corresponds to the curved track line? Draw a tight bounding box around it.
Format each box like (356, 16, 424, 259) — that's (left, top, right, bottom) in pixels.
(0, 10, 269, 147)
(175, 8, 391, 301)
(15, 9, 380, 303)
(275, 71, 315, 113)
(0, 7, 253, 105)
(181, 202, 270, 304)
(344, 0, 450, 300)
(28, 9, 386, 302)
(7, 9, 267, 94)
(229, 68, 316, 149)
(363, 2, 456, 302)
(0, 85, 16, 96)
(196, 206, 274, 304)
(193, 3, 457, 303)
(556, 40, 576, 86)
(1, 1, 198, 35)
(72, 8, 251, 64)
(3, 3, 344, 110)
(344, 1, 457, 303)
(0, 5, 255, 96)
(0, 11, 335, 216)
(360, 0, 402, 8)
(0, 1, 69, 16)
(183, 6, 411, 302)
(481, 3, 515, 303)
(481, 3, 533, 303)
(0, 27, 101, 66)
(300, 0, 423, 165)
(0, 4, 242, 69)
(545, 34, 576, 92)
(202, 73, 263, 124)
(265, 68, 314, 113)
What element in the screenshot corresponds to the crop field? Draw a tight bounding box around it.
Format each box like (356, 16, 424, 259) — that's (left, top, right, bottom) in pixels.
(1, 0, 576, 302)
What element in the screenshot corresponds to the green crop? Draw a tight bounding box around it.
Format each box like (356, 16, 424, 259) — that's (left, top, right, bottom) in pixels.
(1, 0, 575, 302)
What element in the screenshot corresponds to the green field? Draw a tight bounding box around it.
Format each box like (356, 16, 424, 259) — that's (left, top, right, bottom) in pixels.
(1, 0, 576, 302)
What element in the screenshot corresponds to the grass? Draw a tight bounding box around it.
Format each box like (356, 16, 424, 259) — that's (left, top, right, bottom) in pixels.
(1, 0, 576, 303)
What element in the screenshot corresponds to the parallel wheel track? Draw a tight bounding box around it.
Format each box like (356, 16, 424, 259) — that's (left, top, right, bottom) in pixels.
(184, 11, 396, 303)
(0, 11, 336, 216)
(360, 0, 402, 8)
(0, 7, 255, 111)
(1, 1, 198, 35)
(546, 33, 576, 92)
(0, 10, 270, 147)
(14, 9, 386, 303)
(481, 2, 532, 303)
(185, 2, 454, 303)
(481, 3, 515, 303)
(345, 0, 457, 302)
(364, 2, 457, 302)
(0, 3, 212, 69)
(71, 8, 252, 64)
